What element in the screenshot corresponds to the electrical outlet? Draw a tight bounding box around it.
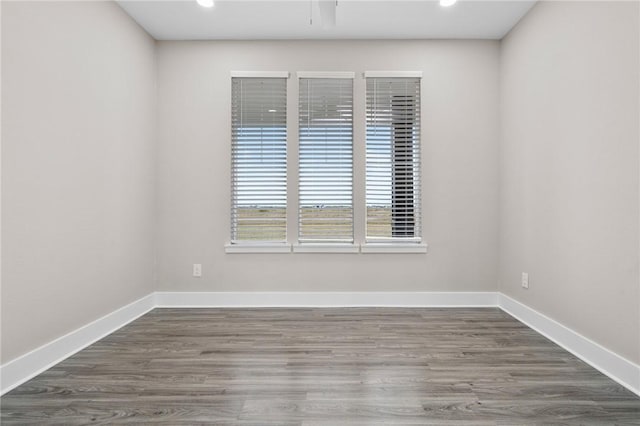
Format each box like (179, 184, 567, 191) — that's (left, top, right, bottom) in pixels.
(193, 264, 202, 278)
(521, 272, 529, 289)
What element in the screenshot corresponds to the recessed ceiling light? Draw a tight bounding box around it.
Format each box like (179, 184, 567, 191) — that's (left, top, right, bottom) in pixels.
(197, 0, 214, 8)
(440, 0, 457, 7)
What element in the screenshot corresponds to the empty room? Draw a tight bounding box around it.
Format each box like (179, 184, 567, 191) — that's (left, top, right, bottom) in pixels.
(1, 0, 639, 423)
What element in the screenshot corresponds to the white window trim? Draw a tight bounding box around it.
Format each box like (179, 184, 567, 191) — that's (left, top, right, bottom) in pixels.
(225, 243, 292, 254)
(227, 70, 428, 255)
(230, 71, 290, 78)
(364, 75, 422, 243)
(293, 243, 359, 254)
(360, 243, 428, 254)
(297, 71, 355, 79)
(363, 71, 423, 78)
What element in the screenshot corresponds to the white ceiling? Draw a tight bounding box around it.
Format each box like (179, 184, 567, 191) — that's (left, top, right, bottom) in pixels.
(117, 0, 537, 40)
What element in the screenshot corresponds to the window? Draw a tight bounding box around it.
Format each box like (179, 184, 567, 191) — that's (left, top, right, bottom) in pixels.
(365, 75, 422, 242)
(228, 71, 425, 254)
(298, 74, 354, 243)
(231, 75, 287, 243)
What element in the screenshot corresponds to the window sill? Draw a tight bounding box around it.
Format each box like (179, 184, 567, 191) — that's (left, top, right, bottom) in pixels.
(225, 243, 292, 254)
(360, 243, 428, 254)
(293, 243, 360, 254)
(225, 242, 427, 254)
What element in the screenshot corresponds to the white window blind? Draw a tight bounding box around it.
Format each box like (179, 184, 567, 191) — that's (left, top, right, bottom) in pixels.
(366, 77, 421, 242)
(231, 77, 287, 243)
(298, 77, 354, 243)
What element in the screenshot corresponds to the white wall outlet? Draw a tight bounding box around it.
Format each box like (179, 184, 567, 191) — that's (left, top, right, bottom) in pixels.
(193, 263, 202, 278)
(521, 272, 529, 289)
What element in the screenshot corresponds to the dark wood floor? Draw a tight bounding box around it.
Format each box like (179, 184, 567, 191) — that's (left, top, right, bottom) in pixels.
(2, 308, 639, 425)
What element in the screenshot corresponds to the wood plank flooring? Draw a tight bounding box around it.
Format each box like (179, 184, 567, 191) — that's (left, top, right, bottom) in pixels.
(2, 308, 639, 425)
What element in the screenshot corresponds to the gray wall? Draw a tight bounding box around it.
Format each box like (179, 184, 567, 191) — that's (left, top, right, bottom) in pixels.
(499, 1, 640, 364)
(156, 40, 500, 292)
(1, 1, 157, 363)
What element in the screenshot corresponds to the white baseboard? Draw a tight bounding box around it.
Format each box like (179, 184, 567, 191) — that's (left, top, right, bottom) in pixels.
(2, 290, 638, 398)
(154, 291, 498, 308)
(0, 293, 156, 396)
(498, 293, 640, 396)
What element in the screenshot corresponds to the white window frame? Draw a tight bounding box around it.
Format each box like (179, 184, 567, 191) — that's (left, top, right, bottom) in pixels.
(295, 71, 357, 252)
(361, 71, 426, 253)
(226, 71, 427, 254)
(226, 71, 292, 254)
